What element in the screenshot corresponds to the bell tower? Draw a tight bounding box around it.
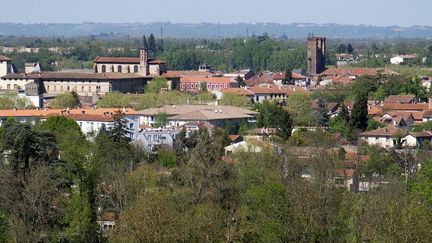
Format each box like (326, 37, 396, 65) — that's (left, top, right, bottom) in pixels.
(140, 35, 149, 76)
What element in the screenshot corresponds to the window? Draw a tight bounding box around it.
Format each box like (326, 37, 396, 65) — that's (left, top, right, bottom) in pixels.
(13, 84, 17, 90)
(134, 65, 138, 73)
(7, 84, 10, 90)
(130, 123, 133, 129)
(117, 65, 122, 73)
(54, 86, 57, 92)
(96, 86, 101, 90)
(101, 65, 106, 73)
(47, 86, 50, 91)
(81, 86, 84, 91)
(67, 86, 70, 91)
(88, 86, 91, 92)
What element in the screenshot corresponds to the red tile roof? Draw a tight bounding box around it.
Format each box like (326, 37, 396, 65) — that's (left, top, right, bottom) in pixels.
(222, 88, 254, 96)
(0, 108, 138, 118)
(360, 126, 406, 137)
(384, 95, 416, 104)
(181, 76, 236, 84)
(95, 56, 140, 64)
(2, 72, 144, 80)
(383, 103, 429, 111)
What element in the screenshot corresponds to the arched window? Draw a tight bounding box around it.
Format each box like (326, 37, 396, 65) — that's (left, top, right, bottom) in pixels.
(117, 65, 122, 73)
(101, 65, 106, 73)
(134, 65, 139, 73)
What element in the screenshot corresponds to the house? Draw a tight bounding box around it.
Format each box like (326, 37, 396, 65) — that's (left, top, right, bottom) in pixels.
(228, 135, 243, 144)
(0, 108, 140, 140)
(179, 76, 239, 92)
(384, 95, 416, 104)
(403, 132, 432, 147)
(138, 105, 257, 128)
(311, 100, 339, 116)
(136, 127, 179, 153)
(292, 72, 311, 87)
(318, 67, 398, 84)
(383, 103, 429, 112)
(390, 54, 417, 65)
(222, 85, 309, 104)
(98, 212, 116, 232)
(360, 126, 407, 148)
(223, 69, 254, 80)
(224, 140, 263, 155)
(381, 112, 415, 128)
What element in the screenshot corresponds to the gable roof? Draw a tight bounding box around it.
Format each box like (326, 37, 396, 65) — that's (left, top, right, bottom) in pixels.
(0, 55, 12, 61)
(360, 126, 406, 137)
(383, 103, 429, 112)
(0, 108, 138, 118)
(180, 76, 236, 84)
(384, 95, 416, 104)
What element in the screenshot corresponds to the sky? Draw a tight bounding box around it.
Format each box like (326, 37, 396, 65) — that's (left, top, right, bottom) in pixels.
(1, 0, 430, 27)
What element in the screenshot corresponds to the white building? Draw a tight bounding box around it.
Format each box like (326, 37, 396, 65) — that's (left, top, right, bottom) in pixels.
(138, 105, 257, 128)
(390, 54, 417, 65)
(0, 108, 140, 140)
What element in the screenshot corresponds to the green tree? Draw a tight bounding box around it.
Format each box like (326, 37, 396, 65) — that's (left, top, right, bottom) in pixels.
(284, 68, 293, 85)
(108, 110, 131, 143)
(50, 91, 80, 109)
(286, 92, 313, 126)
(155, 112, 169, 128)
(235, 76, 246, 86)
(314, 98, 329, 127)
(145, 77, 169, 94)
(347, 43, 354, 54)
(239, 183, 292, 242)
(219, 93, 252, 107)
(336, 43, 347, 53)
(148, 33, 157, 55)
(256, 101, 293, 140)
(349, 91, 369, 132)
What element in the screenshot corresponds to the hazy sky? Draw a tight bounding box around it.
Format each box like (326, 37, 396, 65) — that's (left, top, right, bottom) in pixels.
(1, 0, 430, 27)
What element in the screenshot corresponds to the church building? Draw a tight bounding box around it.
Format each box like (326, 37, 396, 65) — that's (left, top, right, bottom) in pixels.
(0, 36, 177, 97)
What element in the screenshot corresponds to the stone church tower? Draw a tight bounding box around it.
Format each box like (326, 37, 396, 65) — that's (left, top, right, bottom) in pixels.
(307, 37, 326, 75)
(140, 35, 149, 76)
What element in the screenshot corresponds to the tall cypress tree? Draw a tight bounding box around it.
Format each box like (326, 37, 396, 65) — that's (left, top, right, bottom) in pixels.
(349, 91, 369, 132)
(148, 33, 157, 55)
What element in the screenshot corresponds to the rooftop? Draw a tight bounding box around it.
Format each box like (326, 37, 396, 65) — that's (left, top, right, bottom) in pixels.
(1, 72, 145, 80)
(0, 108, 138, 118)
(138, 104, 256, 118)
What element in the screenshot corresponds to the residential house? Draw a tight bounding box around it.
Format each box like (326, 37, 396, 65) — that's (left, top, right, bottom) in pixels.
(404, 132, 432, 147)
(136, 127, 179, 152)
(360, 126, 407, 148)
(138, 105, 257, 128)
(390, 54, 417, 65)
(383, 95, 416, 104)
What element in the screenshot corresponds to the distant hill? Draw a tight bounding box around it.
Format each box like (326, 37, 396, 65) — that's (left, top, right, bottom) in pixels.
(0, 22, 431, 39)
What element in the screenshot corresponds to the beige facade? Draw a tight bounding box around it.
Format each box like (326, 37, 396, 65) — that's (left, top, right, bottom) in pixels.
(43, 80, 111, 96)
(96, 63, 140, 74)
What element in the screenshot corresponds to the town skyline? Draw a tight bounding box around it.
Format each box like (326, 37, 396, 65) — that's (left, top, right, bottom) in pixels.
(1, 0, 430, 27)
